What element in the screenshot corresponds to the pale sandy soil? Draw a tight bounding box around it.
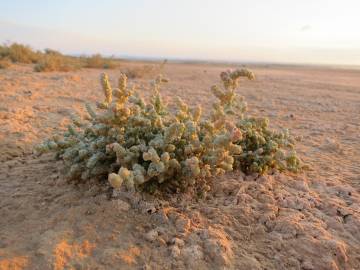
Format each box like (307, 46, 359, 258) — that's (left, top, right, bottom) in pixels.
(0, 62, 360, 270)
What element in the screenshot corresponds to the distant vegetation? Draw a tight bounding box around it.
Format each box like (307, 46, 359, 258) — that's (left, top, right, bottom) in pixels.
(0, 42, 170, 75)
(0, 42, 119, 72)
(34, 49, 82, 72)
(123, 59, 168, 79)
(0, 43, 40, 64)
(123, 64, 157, 79)
(82, 54, 117, 69)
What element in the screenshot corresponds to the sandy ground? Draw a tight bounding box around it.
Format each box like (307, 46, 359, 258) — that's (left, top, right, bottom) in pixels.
(0, 62, 360, 270)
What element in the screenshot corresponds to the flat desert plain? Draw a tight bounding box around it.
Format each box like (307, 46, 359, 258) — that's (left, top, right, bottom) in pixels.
(0, 62, 360, 270)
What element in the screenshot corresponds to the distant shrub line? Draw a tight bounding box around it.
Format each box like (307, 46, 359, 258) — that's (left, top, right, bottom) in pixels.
(0, 42, 118, 72)
(123, 60, 168, 79)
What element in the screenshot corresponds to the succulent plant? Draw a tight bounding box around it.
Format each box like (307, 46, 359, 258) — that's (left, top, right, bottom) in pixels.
(36, 69, 301, 196)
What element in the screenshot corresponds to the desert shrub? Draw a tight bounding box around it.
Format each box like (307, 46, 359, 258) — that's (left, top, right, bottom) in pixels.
(84, 54, 116, 69)
(6, 43, 40, 63)
(44, 48, 63, 56)
(0, 42, 124, 72)
(0, 43, 42, 64)
(236, 118, 299, 173)
(0, 45, 9, 58)
(36, 69, 301, 196)
(0, 58, 11, 69)
(124, 60, 167, 79)
(34, 53, 81, 72)
(124, 65, 155, 79)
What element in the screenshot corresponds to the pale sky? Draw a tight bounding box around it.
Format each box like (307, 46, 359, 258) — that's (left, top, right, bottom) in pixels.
(0, 0, 359, 65)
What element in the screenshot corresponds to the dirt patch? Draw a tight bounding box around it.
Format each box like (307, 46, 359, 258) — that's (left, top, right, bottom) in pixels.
(1, 63, 360, 269)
